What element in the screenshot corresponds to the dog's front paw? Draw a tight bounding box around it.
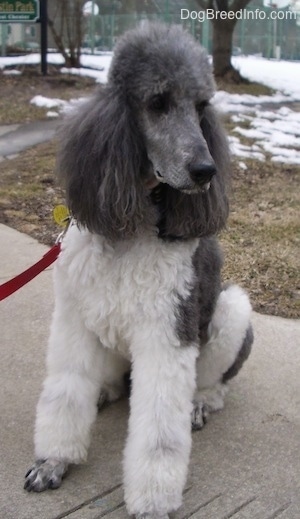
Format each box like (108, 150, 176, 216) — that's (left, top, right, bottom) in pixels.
(24, 459, 67, 492)
(191, 401, 209, 430)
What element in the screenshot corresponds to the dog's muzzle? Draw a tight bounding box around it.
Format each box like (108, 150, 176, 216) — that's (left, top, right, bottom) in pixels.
(188, 161, 216, 187)
(151, 161, 216, 194)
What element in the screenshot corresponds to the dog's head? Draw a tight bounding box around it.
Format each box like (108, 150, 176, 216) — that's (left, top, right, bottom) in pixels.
(109, 22, 217, 195)
(58, 22, 230, 240)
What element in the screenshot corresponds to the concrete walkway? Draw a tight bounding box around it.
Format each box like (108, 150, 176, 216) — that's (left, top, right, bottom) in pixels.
(0, 120, 60, 160)
(0, 223, 299, 519)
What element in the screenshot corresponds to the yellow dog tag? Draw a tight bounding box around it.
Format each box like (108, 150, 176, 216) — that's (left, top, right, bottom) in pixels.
(53, 205, 70, 227)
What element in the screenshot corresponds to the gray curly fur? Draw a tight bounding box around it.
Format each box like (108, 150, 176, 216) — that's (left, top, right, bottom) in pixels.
(57, 22, 231, 241)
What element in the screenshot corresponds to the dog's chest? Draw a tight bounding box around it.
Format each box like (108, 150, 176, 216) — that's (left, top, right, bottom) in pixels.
(58, 226, 199, 355)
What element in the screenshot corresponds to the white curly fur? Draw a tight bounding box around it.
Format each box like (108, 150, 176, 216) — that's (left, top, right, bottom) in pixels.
(26, 225, 252, 517)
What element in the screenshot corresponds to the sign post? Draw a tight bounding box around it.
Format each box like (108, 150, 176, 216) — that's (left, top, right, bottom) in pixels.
(39, 0, 47, 75)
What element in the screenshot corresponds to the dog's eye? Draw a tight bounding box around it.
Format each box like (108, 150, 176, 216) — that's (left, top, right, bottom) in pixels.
(196, 100, 209, 114)
(148, 93, 169, 114)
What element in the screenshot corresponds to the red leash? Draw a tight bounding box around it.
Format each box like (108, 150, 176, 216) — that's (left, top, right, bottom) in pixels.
(0, 243, 61, 301)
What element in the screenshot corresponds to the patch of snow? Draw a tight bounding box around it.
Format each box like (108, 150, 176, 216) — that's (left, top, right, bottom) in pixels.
(30, 95, 66, 109)
(60, 66, 108, 83)
(30, 94, 88, 115)
(238, 161, 247, 170)
(1, 51, 300, 165)
(232, 56, 300, 101)
(271, 154, 300, 164)
(228, 136, 265, 161)
(213, 90, 294, 113)
(46, 111, 59, 118)
(3, 69, 21, 75)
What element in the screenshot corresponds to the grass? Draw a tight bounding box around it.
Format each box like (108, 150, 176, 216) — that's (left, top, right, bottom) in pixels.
(0, 66, 96, 124)
(0, 140, 65, 243)
(0, 103, 49, 125)
(216, 79, 275, 96)
(220, 159, 299, 318)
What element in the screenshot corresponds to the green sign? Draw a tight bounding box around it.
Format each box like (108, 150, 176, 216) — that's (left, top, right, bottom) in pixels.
(0, 0, 39, 22)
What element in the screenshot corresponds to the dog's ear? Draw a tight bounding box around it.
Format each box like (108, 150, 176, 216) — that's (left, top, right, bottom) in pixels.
(57, 88, 150, 240)
(161, 105, 230, 239)
(199, 104, 231, 230)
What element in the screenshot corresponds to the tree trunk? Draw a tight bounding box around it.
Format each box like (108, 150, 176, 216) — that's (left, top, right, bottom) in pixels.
(48, 0, 83, 68)
(212, 18, 236, 77)
(64, 55, 81, 68)
(194, 0, 251, 82)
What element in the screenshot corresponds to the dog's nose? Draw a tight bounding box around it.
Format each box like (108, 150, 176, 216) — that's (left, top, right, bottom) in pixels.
(188, 162, 216, 184)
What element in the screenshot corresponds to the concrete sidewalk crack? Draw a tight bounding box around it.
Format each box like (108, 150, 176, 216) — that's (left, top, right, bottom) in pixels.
(52, 483, 123, 519)
(223, 497, 257, 518)
(95, 501, 125, 518)
(266, 503, 291, 519)
(181, 493, 222, 519)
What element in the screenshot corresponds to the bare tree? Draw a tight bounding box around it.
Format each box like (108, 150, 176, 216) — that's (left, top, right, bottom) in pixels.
(48, 0, 85, 68)
(195, 0, 251, 80)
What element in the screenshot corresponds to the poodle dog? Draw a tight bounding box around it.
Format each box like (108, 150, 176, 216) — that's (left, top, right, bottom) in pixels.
(24, 22, 253, 519)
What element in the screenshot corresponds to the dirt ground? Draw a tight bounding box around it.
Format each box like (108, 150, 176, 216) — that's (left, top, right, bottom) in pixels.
(0, 65, 97, 124)
(0, 67, 299, 318)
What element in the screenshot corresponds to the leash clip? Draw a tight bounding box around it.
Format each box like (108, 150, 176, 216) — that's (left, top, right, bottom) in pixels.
(55, 216, 73, 244)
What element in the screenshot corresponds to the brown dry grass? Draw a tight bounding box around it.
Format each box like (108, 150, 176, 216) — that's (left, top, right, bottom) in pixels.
(221, 160, 299, 318)
(0, 65, 96, 124)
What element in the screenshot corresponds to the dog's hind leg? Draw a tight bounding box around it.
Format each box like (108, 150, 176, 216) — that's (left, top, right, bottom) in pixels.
(192, 284, 253, 430)
(97, 350, 131, 409)
(24, 293, 105, 492)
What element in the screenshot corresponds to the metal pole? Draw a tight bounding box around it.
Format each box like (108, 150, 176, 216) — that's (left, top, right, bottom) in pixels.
(273, 16, 277, 58)
(240, 17, 245, 54)
(191, 17, 195, 37)
(40, 0, 48, 75)
(110, 4, 115, 50)
(202, 18, 209, 51)
(1, 23, 8, 57)
(91, 0, 95, 54)
(164, 0, 169, 23)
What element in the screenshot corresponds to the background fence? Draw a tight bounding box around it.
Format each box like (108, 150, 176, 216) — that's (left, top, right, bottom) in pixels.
(1, 4, 300, 60)
(84, 8, 300, 60)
